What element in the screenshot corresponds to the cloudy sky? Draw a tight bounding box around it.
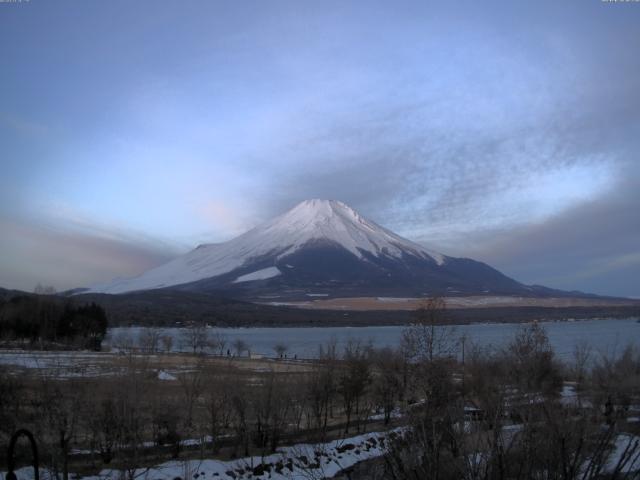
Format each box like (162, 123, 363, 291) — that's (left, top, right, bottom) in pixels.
(1, 0, 639, 297)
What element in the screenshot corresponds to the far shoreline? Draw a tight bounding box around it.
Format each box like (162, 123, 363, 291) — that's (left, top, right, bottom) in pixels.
(107, 305, 640, 328)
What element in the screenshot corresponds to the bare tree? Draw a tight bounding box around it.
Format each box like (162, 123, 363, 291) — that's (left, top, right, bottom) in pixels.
(401, 297, 456, 363)
(230, 387, 250, 457)
(94, 395, 120, 464)
(338, 340, 372, 433)
(372, 347, 403, 425)
(233, 338, 249, 357)
(506, 322, 562, 396)
(572, 340, 592, 383)
(592, 344, 640, 426)
(382, 323, 640, 480)
(37, 369, 88, 480)
(102, 351, 155, 480)
(181, 323, 209, 354)
(250, 371, 293, 457)
(207, 331, 227, 356)
(383, 357, 462, 480)
(178, 359, 205, 432)
(307, 340, 339, 439)
(138, 328, 161, 354)
(0, 370, 25, 446)
(160, 334, 174, 353)
(203, 369, 234, 454)
(112, 329, 135, 353)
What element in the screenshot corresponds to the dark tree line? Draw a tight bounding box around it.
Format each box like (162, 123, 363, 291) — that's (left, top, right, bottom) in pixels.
(0, 295, 108, 350)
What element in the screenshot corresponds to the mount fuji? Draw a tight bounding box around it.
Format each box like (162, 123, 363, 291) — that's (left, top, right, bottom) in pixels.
(86, 199, 564, 299)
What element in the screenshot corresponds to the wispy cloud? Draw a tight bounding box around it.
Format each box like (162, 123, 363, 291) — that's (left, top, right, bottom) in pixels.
(0, 212, 179, 291)
(0, 0, 638, 295)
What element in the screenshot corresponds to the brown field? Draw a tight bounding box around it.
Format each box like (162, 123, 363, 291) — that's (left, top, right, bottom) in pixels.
(262, 295, 640, 311)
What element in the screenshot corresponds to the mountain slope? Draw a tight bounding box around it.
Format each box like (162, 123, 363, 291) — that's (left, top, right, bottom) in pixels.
(87, 199, 555, 299)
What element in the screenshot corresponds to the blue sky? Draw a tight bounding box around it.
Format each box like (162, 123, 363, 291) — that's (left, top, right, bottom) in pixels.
(1, 0, 639, 296)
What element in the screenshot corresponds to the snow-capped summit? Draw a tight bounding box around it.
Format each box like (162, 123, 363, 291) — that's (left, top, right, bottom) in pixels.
(242, 199, 445, 265)
(87, 199, 528, 298)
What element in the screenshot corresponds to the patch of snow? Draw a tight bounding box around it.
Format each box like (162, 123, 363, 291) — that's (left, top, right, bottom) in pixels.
(500, 424, 524, 448)
(604, 434, 640, 473)
(376, 297, 413, 302)
(158, 370, 177, 381)
(69, 448, 93, 455)
(179, 435, 213, 447)
(454, 421, 474, 434)
(369, 408, 403, 420)
(233, 266, 281, 283)
(560, 383, 577, 405)
(559, 382, 592, 408)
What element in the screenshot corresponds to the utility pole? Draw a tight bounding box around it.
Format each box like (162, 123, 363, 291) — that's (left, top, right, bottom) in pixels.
(461, 333, 467, 401)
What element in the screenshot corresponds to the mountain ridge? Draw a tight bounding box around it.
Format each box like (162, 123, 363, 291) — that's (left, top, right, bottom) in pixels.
(85, 199, 595, 300)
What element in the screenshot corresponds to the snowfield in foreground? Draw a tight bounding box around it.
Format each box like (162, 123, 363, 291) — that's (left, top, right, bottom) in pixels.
(6, 429, 402, 480)
(3, 423, 638, 479)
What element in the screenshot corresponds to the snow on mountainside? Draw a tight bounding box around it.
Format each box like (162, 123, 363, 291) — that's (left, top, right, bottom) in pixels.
(232, 266, 281, 283)
(88, 199, 447, 294)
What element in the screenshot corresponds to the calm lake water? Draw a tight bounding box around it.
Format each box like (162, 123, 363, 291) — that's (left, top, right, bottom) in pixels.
(107, 317, 640, 360)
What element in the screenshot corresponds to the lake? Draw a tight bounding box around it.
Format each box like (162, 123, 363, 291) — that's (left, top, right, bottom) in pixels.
(107, 317, 640, 360)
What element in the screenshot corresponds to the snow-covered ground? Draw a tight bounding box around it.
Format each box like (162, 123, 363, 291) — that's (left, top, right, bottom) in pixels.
(0, 351, 118, 377)
(158, 370, 177, 381)
(467, 430, 640, 475)
(10, 427, 633, 480)
(603, 434, 640, 474)
(0, 351, 106, 369)
(0, 351, 198, 379)
(4, 429, 402, 480)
